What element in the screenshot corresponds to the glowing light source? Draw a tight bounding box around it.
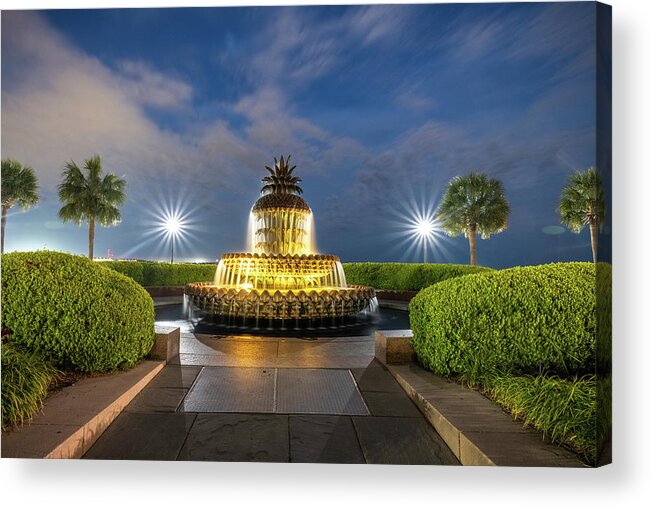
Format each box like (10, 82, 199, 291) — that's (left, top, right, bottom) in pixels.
(397, 209, 443, 264)
(409, 214, 439, 263)
(165, 216, 182, 235)
(160, 211, 187, 263)
(414, 218, 436, 239)
(383, 184, 452, 264)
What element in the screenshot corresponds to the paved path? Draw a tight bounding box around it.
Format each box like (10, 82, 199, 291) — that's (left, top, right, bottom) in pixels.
(84, 326, 459, 464)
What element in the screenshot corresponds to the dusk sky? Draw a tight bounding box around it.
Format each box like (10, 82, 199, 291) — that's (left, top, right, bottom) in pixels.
(1, 3, 609, 268)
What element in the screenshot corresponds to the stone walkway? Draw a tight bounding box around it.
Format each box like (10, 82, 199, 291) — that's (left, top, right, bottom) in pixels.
(83, 328, 459, 464)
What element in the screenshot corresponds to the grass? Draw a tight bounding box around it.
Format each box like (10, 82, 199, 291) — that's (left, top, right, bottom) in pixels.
(460, 371, 603, 465)
(1, 342, 58, 430)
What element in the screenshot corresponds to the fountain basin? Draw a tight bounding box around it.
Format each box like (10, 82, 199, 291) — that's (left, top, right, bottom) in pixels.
(215, 252, 347, 290)
(185, 282, 376, 320)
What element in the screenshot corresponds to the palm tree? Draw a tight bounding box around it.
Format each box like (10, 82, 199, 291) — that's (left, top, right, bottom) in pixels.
(1, 159, 40, 254)
(558, 166, 606, 263)
(261, 155, 303, 195)
(58, 155, 126, 259)
(437, 172, 510, 266)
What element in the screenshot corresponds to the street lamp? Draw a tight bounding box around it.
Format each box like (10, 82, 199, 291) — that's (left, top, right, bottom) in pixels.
(163, 214, 183, 263)
(413, 217, 436, 263)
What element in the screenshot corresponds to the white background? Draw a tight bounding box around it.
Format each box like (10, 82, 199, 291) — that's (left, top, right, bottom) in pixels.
(1, 0, 649, 505)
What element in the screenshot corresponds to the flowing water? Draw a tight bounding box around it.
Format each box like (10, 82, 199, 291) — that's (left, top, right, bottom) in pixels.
(159, 299, 405, 338)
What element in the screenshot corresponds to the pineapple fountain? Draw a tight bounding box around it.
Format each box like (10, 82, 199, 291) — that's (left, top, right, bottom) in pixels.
(185, 156, 376, 322)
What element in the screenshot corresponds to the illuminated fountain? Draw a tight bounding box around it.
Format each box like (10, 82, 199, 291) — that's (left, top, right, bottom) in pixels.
(185, 155, 376, 321)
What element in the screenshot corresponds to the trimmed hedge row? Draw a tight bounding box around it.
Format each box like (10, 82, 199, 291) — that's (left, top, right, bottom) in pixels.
(410, 262, 607, 378)
(2, 251, 155, 372)
(342, 262, 492, 291)
(104, 261, 215, 286)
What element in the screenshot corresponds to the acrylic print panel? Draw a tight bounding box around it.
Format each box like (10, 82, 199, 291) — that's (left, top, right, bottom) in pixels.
(0, 2, 611, 467)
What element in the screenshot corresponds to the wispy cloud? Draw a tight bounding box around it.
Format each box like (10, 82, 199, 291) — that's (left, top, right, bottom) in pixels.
(1, 10, 367, 195)
(116, 60, 193, 110)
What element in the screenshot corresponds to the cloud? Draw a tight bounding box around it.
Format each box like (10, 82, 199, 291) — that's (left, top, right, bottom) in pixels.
(348, 5, 408, 45)
(444, 3, 594, 77)
(320, 113, 593, 236)
(447, 16, 505, 61)
(1, 10, 367, 200)
(395, 91, 435, 112)
(245, 6, 408, 90)
(116, 60, 193, 110)
(1, 11, 197, 189)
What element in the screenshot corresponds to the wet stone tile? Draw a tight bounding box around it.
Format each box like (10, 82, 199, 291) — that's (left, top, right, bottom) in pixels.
(124, 388, 189, 413)
(362, 391, 422, 417)
(352, 416, 460, 465)
(351, 361, 404, 393)
(177, 413, 289, 462)
(289, 415, 365, 464)
(145, 366, 202, 389)
(83, 412, 196, 461)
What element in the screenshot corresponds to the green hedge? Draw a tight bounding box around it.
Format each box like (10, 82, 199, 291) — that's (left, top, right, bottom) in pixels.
(103, 261, 145, 284)
(410, 262, 605, 378)
(1, 343, 57, 430)
(104, 261, 215, 286)
(596, 262, 612, 374)
(2, 251, 155, 372)
(342, 262, 492, 291)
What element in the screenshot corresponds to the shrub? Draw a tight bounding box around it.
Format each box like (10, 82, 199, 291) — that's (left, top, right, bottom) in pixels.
(103, 261, 215, 286)
(1, 343, 57, 430)
(343, 262, 492, 291)
(141, 262, 215, 286)
(596, 262, 612, 373)
(410, 262, 602, 378)
(103, 260, 145, 285)
(478, 372, 599, 464)
(2, 251, 155, 372)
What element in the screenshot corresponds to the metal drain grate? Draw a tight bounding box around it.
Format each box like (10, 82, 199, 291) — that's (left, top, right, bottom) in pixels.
(276, 369, 369, 415)
(179, 367, 369, 415)
(180, 367, 275, 413)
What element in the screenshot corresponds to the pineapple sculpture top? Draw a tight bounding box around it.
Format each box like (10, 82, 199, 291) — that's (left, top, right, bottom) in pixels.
(252, 155, 310, 212)
(251, 155, 313, 256)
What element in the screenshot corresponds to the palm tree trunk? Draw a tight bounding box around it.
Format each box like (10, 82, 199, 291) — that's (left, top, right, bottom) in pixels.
(468, 223, 478, 266)
(88, 218, 95, 259)
(1, 204, 8, 254)
(589, 219, 599, 263)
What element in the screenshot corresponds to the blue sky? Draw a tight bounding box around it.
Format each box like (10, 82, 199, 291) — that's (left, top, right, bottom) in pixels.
(1, 3, 609, 267)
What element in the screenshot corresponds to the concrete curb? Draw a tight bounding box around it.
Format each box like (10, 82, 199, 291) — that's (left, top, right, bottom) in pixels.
(386, 363, 586, 467)
(1, 360, 165, 459)
(146, 286, 185, 297)
(153, 296, 184, 307)
(377, 299, 410, 312)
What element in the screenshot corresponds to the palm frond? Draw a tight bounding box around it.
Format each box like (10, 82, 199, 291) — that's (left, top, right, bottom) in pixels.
(58, 155, 126, 227)
(437, 172, 510, 238)
(558, 167, 606, 233)
(1, 159, 40, 209)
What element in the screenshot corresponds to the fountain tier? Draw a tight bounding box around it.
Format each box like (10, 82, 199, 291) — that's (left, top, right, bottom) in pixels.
(185, 155, 376, 320)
